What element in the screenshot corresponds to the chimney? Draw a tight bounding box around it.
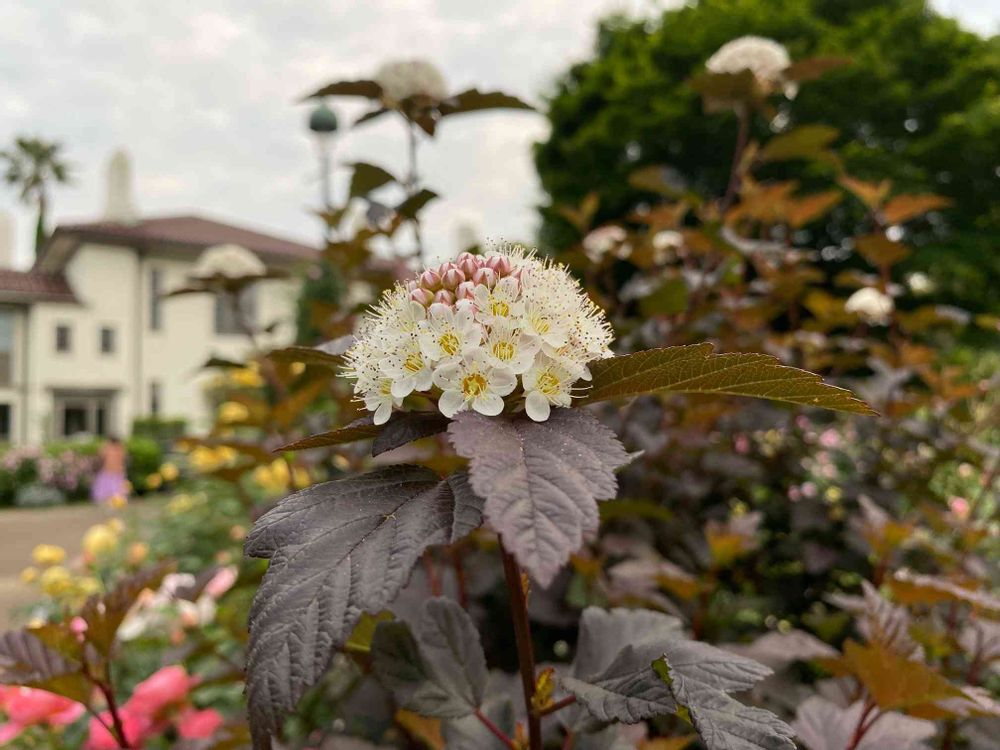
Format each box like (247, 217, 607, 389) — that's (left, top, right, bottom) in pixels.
(104, 148, 139, 223)
(0, 210, 13, 269)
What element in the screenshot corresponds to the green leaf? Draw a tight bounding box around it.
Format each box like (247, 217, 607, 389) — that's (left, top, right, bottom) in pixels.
(640, 278, 689, 316)
(372, 598, 488, 718)
(760, 125, 839, 162)
(350, 162, 398, 198)
(581, 344, 876, 415)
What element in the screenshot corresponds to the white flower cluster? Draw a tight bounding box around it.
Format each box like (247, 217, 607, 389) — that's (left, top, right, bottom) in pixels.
(845, 287, 895, 326)
(706, 35, 797, 98)
(344, 247, 614, 424)
(375, 59, 449, 102)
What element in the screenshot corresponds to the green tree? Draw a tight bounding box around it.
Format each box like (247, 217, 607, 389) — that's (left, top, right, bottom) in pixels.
(534, 0, 999, 311)
(0, 136, 72, 254)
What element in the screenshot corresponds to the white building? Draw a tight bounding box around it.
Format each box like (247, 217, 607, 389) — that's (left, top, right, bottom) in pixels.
(0, 152, 313, 444)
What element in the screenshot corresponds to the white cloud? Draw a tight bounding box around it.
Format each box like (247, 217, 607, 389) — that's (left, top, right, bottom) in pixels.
(0, 0, 994, 267)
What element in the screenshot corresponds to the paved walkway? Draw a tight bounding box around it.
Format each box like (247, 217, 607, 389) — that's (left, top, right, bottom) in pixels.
(0, 501, 161, 630)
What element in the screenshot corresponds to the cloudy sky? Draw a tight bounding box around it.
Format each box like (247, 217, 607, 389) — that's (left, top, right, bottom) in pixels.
(1, 0, 996, 267)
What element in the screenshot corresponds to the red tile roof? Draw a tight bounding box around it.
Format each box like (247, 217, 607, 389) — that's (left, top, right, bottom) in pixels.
(0, 269, 78, 303)
(50, 214, 317, 262)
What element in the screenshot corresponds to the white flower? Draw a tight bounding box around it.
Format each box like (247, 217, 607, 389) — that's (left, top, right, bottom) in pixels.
(418, 301, 481, 363)
(481, 321, 539, 374)
(375, 59, 448, 102)
(342, 245, 614, 423)
(582, 226, 628, 262)
(381, 334, 434, 398)
(706, 36, 796, 98)
(906, 272, 933, 296)
(845, 287, 895, 326)
(522, 356, 581, 422)
(192, 244, 266, 280)
(433, 352, 516, 418)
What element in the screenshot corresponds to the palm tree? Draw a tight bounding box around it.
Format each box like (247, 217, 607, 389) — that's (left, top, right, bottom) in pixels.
(0, 136, 72, 254)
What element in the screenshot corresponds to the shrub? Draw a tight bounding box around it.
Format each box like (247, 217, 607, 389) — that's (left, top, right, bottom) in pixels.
(125, 436, 163, 493)
(15, 482, 67, 508)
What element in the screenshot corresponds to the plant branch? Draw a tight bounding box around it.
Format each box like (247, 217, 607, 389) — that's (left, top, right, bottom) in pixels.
(501, 543, 542, 750)
(96, 678, 129, 748)
(474, 708, 518, 750)
(722, 105, 750, 210)
(534, 694, 577, 717)
(845, 697, 878, 750)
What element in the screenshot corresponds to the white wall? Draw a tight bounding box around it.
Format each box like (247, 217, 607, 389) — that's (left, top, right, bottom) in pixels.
(23, 242, 302, 442)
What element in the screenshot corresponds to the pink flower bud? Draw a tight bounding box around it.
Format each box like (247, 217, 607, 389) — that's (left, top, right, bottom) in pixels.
(455, 281, 476, 300)
(456, 252, 475, 264)
(419, 269, 441, 290)
(441, 268, 465, 290)
(428, 302, 452, 318)
(472, 267, 496, 287)
(459, 256, 479, 278)
(409, 288, 434, 306)
(434, 289, 455, 305)
(435, 262, 453, 277)
(404, 279, 418, 292)
(486, 255, 512, 276)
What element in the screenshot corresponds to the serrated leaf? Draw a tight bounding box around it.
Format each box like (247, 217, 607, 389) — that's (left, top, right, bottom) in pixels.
(372, 597, 487, 718)
(350, 162, 398, 198)
(448, 410, 629, 586)
(244, 467, 484, 745)
(759, 125, 838, 162)
(881, 194, 952, 224)
(887, 571, 1000, 614)
(784, 190, 842, 228)
(783, 56, 851, 82)
(0, 630, 91, 704)
(373, 412, 450, 456)
(396, 709, 445, 749)
(653, 642, 795, 750)
(581, 344, 875, 415)
(793, 697, 935, 750)
(841, 640, 963, 711)
(442, 693, 516, 750)
(855, 233, 911, 267)
(839, 176, 891, 210)
(723, 629, 838, 671)
(81, 561, 174, 657)
(278, 415, 380, 452)
(572, 608, 683, 680)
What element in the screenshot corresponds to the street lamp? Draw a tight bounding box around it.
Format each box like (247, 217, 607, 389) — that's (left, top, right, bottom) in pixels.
(307, 100, 339, 241)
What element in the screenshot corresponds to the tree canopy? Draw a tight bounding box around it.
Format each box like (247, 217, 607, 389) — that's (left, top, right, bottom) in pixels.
(534, 0, 999, 311)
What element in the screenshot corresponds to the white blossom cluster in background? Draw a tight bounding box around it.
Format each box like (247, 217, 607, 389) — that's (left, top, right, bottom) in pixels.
(706, 35, 797, 98)
(344, 246, 614, 424)
(374, 59, 449, 102)
(845, 287, 895, 326)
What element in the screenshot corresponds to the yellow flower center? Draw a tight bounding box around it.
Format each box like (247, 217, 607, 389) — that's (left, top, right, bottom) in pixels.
(438, 332, 460, 356)
(491, 300, 510, 317)
(533, 316, 550, 334)
(492, 341, 515, 361)
(404, 352, 424, 373)
(537, 371, 562, 396)
(461, 372, 488, 397)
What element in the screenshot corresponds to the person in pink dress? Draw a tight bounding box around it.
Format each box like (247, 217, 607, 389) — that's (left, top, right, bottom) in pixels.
(91, 436, 128, 505)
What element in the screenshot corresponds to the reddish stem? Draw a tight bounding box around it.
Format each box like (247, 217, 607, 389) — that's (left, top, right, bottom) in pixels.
(535, 694, 577, 718)
(474, 709, 518, 750)
(501, 544, 542, 750)
(845, 699, 878, 750)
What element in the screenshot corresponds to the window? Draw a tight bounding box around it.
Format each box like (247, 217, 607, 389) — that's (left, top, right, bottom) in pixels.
(0, 311, 13, 387)
(55, 393, 113, 438)
(150, 381, 162, 417)
(0, 404, 10, 441)
(100, 326, 116, 354)
(214, 287, 257, 335)
(55, 324, 72, 353)
(150, 268, 163, 331)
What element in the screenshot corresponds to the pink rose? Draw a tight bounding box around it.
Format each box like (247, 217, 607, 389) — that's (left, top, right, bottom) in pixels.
(87, 709, 152, 750)
(124, 666, 197, 718)
(177, 707, 224, 739)
(203, 566, 238, 599)
(0, 686, 85, 742)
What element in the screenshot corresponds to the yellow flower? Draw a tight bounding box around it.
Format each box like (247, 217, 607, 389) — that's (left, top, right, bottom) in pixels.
(109, 494, 128, 510)
(145, 473, 163, 490)
(167, 494, 195, 515)
(126, 542, 149, 566)
(40, 566, 73, 597)
(229, 524, 247, 541)
(20, 566, 39, 584)
(75, 577, 102, 596)
(32, 544, 67, 566)
(230, 365, 264, 388)
(218, 401, 250, 424)
(333, 454, 350, 471)
(292, 467, 311, 489)
(159, 462, 179, 482)
(290, 362, 306, 376)
(107, 518, 125, 535)
(82, 524, 119, 558)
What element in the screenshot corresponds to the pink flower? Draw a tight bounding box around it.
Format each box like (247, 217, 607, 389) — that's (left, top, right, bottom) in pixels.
(177, 707, 224, 739)
(203, 566, 238, 599)
(818, 428, 841, 449)
(733, 434, 751, 455)
(124, 666, 197, 718)
(87, 709, 153, 750)
(948, 496, 970, 522)
(0, 686, 85, 741)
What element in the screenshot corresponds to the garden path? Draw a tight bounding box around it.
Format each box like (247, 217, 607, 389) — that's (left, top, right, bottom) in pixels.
(0, 501, 161, 630)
